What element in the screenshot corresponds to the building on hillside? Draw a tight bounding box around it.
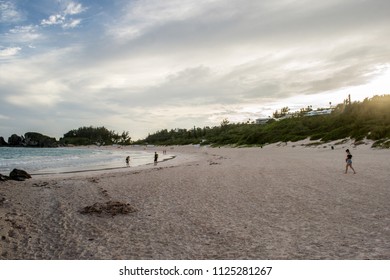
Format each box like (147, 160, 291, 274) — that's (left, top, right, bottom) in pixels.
(255, 117, 273, 125)
(304, 109, 333, 116)
(275, 113, 294, 120)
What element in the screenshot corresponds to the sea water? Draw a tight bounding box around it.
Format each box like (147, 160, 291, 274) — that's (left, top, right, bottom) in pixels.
(0, 147, 165, 175)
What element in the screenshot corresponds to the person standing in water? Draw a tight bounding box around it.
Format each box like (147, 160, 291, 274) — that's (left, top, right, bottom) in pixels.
(154, 152, 158, 165)
(345, 149, 356, 174)
(125, 156, 130, 167)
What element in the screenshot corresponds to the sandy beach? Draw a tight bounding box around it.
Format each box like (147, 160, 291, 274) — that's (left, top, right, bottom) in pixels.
(1, 141, 389, 260)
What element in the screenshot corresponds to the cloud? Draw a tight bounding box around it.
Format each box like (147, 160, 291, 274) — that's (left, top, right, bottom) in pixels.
(0, 114, 10, 120)
(41, 14, 66, 26)
(0, 1, 24, 23)
(6, 25, 42, 43)
(64, 2, 86, 16)
(41, 1, 86, 29)
(62, 18, 82, 29)
(6, 92, 63, 108)
(0, 47, 79, 111)
(0, 46, 21, 57)
(0, 25, 41, 58)
(1, 0, 390, 140)
(106, 0, 215, 40)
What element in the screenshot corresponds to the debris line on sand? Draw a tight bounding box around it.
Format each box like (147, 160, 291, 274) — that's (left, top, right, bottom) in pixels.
(80, 201, 137, 216)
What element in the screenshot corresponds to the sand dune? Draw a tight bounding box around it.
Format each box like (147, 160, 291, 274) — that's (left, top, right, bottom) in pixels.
(1, 142, 389, 259)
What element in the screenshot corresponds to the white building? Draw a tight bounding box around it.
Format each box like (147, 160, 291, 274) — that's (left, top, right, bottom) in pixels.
(304, 109, 333, 117)
(255, 117, 273, 124)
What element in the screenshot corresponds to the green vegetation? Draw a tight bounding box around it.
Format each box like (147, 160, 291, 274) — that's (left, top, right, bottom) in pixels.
(135, 95, 390, 147)
(2, 95, 388, 148)
(60, 126, 131, 146)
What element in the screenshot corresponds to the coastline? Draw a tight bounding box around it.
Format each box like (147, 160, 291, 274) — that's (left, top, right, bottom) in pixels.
(1, 143, 389, 259)
(31, 155, 178, 176)
(0, 145, 176, 176)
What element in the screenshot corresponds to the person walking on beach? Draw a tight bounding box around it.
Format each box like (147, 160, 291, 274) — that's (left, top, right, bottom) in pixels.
(345, 149, 356, 174)
(125, 156, 130, 167)
(154, 152, 158, 165)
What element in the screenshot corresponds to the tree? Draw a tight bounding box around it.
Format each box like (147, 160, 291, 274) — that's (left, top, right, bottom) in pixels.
(281, 107, 290, 116)
(119, 131, 131, 145)
(273, 107, 290, 118)
(61, 126, 132, 146)
(220, 118, 230, 127)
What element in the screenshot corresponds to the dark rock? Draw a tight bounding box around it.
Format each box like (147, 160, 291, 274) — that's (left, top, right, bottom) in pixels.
(24, 132, 58, 147)
(0, 174, 10, 181)
(0, 137, 8, 146)
(5, 132, 58, 147)
(9, 169, 32, 181)
(8, 134, 24, 146)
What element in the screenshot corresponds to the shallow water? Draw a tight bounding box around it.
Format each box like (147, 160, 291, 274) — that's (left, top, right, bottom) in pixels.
(0, 147, 162, 174)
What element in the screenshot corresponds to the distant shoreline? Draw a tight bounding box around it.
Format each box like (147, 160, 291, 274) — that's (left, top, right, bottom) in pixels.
(0, 146, 176, 176)
(31, 155, 177, 176)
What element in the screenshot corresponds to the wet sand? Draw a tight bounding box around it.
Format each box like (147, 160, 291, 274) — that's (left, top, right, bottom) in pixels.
(1, 141, 389, 259)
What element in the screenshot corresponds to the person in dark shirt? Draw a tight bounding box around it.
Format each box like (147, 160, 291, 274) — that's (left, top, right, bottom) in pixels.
(345, 149, 356, 174)
(154, 152, 158, 165)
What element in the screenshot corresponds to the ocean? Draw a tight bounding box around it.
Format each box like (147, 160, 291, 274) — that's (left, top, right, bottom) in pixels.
(0, 147, 164, 175)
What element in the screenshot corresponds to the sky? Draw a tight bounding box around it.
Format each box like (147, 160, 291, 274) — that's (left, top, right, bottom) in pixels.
(1, 0, 389, 141)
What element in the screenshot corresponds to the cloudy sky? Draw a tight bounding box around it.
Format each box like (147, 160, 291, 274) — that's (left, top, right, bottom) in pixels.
(1, 0, 389, 140)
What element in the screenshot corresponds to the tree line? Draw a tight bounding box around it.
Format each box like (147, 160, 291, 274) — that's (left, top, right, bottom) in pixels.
(135, 95, 390, 148)
(0, 126, 131, 147)
(60, 126, 131, 146)
(2, 95, 388, 148)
